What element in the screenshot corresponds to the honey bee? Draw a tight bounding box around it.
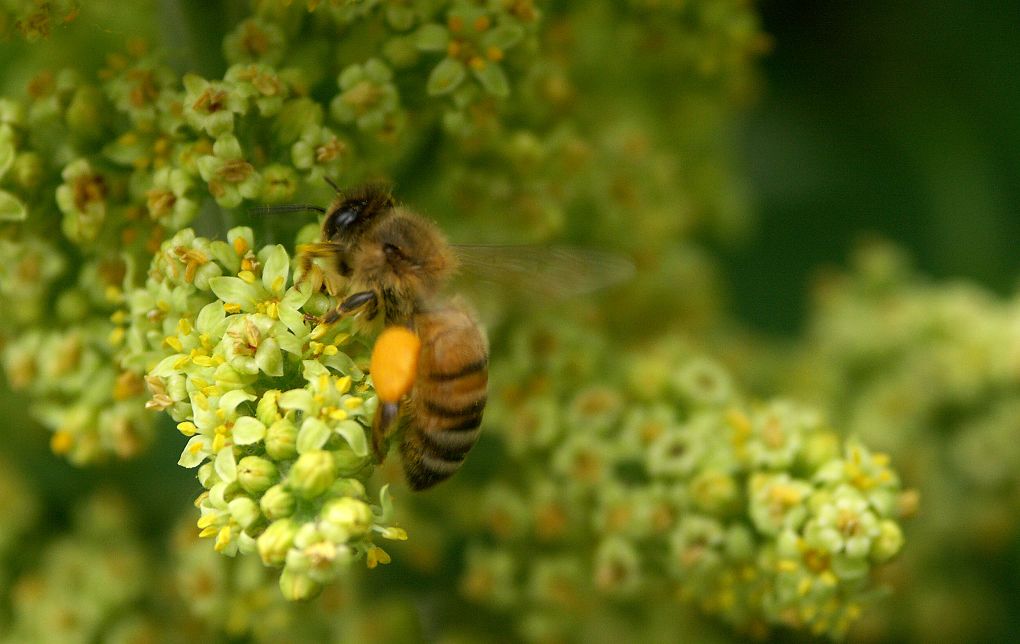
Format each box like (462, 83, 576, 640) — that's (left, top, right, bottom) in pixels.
(256, 181, 632, 490)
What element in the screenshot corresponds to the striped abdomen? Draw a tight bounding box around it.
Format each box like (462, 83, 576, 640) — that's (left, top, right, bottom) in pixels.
(400, 305, 488, 490)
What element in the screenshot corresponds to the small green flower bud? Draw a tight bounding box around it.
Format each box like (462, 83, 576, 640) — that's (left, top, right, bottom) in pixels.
(256, 389, 282, 426)
(321, 497, 374, 542)
(333, 446, 371, 476)
(279, 569, 321, 601)
(12, 151, 42, 189)
(690, 469, 739, 516)
(259, 164, 299, 203)
(237, 455, 278, 494)
(66, 85, 105, 140)
(871, 519, 905, 562)
(329, 478, 367, 500)
(257, 518, 298, 566)
(265, 418, 298, 460)
(260, 484, 296, 520)
(288, 450, 336, 499)
(228, 496, 261, 529)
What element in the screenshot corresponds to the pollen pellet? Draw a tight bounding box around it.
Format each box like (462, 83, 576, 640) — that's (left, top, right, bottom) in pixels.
(370, 326, 421, 403)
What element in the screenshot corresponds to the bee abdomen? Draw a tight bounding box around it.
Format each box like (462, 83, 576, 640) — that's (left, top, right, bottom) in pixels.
(401, 387, 486, 491)
(401, 307, 488, 491)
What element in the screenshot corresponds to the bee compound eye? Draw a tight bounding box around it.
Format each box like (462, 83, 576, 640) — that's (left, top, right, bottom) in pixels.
(336, 207, 358, 228)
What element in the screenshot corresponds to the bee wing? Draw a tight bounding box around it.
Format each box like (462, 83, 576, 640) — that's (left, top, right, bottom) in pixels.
(450, 244, 635, 301)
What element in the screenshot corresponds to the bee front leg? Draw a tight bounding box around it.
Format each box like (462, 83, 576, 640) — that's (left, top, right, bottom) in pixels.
(296, 242, 345, 289)
(321, 290, 378, 324)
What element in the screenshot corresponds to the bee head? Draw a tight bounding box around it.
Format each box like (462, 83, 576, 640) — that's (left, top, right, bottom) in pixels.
(322, 182, 395, 242)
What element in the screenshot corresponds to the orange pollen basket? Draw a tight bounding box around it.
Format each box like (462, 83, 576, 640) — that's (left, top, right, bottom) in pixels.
(370, 326, 422, 403)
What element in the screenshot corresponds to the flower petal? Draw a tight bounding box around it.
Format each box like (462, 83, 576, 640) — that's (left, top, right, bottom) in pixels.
(179, 435, 210, 467)
(215, 445, 238, 482)
(279, 388, 314, 414)
(209, 276, 258, 311)
(233, 416, 267, 445)
(255, 337, 284, 377)
(297, 417, 331, 453)
(334, 419, 369, 457)
(262, 244, 290, 294)
(220, 389, 257, 415)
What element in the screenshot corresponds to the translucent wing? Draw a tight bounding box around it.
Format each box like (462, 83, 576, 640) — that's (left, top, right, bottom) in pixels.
(451, 244, 635, 301)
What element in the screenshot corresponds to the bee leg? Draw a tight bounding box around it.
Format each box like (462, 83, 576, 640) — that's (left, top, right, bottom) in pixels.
(322, 290, 378, 324)
(295, 242, 344, 287)
(371, 401, 401, 463)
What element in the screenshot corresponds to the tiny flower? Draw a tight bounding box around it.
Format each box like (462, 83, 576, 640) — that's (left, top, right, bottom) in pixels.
(145, 166, 198, 229)
(672, 357, 734, 407)
(176, 389, 256, 468)
(196, 134, 263, 208)
(803, 485, 881, 562)
(55, 159, 109, 244)
(182, 74, 246, 137)
(746, 401, 811, 470)
(749, 472, 812, 535)
(225, 63, 288, 115)
(290, 124, 348, 185)
(223, 18, 286, 66)
(330, 59, 403, 134)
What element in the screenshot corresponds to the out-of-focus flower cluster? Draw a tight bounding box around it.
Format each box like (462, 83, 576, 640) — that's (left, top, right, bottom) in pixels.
(0, 0, 79, 42)
(788, 241, 1020, 642)
(121, 226, 405, 599)
(0, 483, 424, 643)
(0, 0, 923, 641)
(390, 321, 912, 641)
(1, 489, 148, 643)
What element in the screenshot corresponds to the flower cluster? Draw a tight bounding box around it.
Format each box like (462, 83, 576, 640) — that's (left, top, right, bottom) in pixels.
(788, 241, 1020, 641)
(0, 1, 930, 641)
(0, 0, 80, 42)
(1, 491, 148, 643)
(404, 321, 913, 641)
(122, 227, 404, 599)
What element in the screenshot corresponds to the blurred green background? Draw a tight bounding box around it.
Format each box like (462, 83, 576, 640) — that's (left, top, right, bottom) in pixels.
(1, 0, 1019, 642)
(735, 0, 1020, 333)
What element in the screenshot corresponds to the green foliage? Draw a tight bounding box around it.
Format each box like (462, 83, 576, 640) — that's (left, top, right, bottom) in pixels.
(0, 1, 931, 642)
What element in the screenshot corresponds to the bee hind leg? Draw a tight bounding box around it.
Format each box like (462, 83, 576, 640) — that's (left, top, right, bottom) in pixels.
(371, 401, 401, 463)
(321, 290, 378, 324)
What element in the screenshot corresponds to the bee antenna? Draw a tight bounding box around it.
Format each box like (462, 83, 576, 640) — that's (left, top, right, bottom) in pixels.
(323, 176, 341, 193)
(249, 204, 327, 216)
